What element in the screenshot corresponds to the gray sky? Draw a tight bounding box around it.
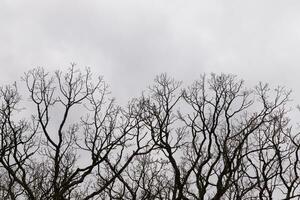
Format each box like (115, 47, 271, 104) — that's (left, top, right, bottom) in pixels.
(1, 0, 300, 105)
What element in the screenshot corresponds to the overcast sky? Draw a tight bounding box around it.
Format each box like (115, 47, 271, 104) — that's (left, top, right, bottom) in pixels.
(1, 0, 300, 105)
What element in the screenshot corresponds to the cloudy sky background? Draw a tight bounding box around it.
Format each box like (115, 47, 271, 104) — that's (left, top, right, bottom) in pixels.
(1, 0, 300, 106)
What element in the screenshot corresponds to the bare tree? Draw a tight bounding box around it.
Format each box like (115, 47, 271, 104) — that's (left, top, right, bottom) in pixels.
(120, 73, 291, 200)
(0, 67, 298, 200)
(0, 65, 153, 200)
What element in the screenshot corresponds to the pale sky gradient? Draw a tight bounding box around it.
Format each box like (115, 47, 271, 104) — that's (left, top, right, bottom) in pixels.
(1, 0, 300, 105)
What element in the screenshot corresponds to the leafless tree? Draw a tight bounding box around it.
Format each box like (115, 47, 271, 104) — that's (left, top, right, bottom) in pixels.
(0, 66, 298, 200)
(118, 73, 292, 200)
(0, 65, 153, 200)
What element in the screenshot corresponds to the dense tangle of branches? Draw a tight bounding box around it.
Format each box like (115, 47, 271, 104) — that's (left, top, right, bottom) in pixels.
(0, 65, 298, 200)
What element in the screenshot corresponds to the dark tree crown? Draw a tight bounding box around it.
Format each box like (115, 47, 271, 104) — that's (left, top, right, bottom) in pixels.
(0, 65, 298, 200)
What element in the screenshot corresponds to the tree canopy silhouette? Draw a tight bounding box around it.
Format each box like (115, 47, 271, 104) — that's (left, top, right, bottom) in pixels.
(0, 65, 298, 200)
